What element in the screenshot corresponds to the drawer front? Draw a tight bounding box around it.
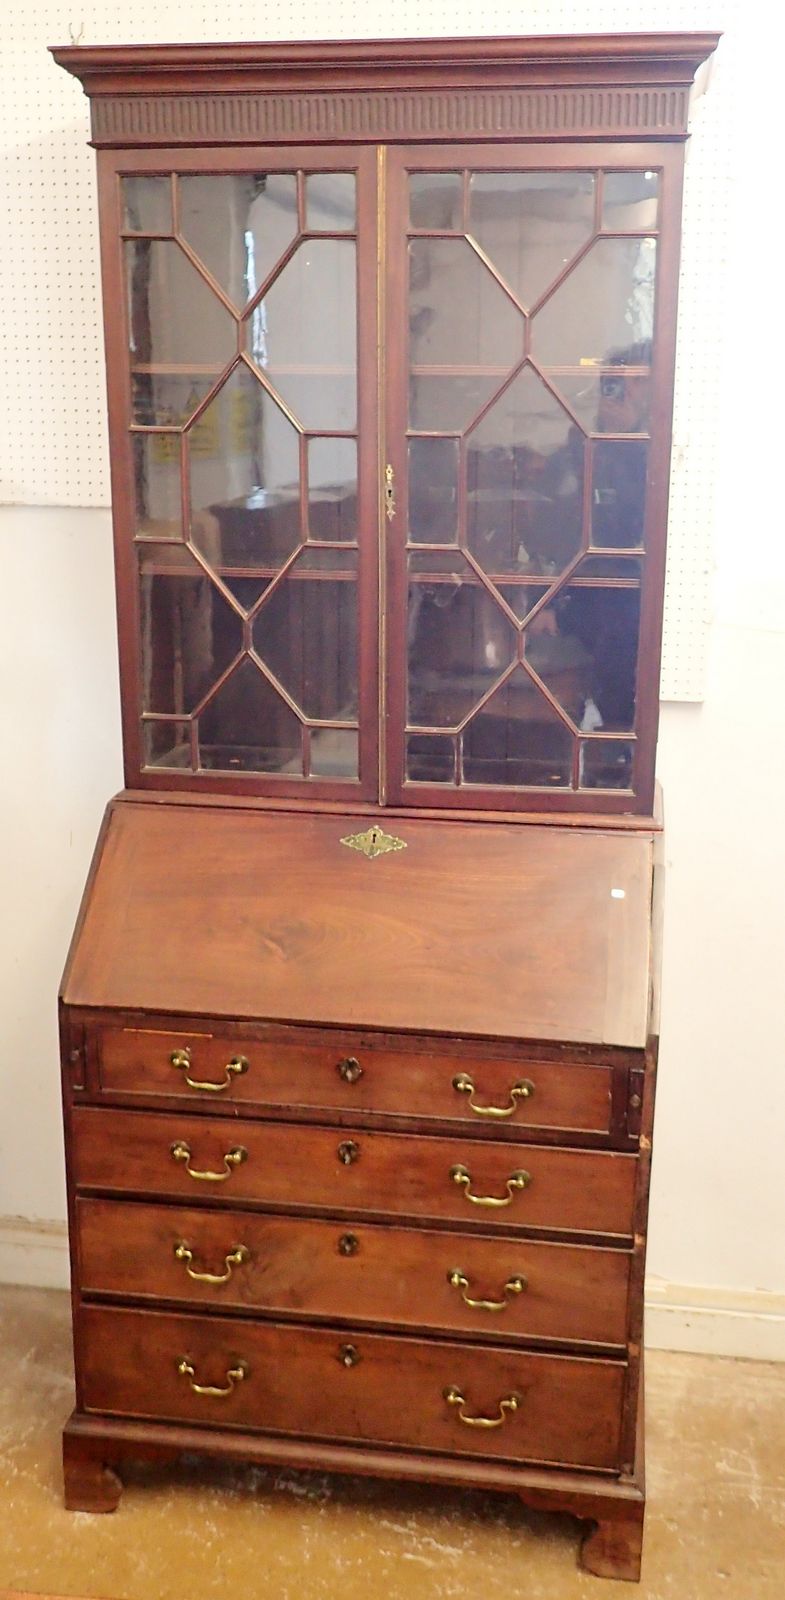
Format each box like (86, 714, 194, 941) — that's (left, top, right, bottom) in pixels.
(76, 1198, 631, 1347)
(71, 1107, 636, 1236)
(96, 1026, 615, 1138)
(78, 1304, 626, 1470)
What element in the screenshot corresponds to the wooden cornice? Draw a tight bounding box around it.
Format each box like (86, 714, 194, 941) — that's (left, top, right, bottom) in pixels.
(50, 33, 720, 146)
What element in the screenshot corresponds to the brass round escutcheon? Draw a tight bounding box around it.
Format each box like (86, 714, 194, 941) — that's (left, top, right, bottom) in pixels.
(337, 1140, 360, 1166)
(338, 1233, 360, 1256)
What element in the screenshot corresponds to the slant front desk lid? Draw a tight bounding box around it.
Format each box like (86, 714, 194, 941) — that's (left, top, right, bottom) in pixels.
(62, 800, 655, 1049)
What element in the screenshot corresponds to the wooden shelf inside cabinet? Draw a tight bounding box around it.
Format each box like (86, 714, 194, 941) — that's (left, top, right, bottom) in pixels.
(54, 25, 713, 1580)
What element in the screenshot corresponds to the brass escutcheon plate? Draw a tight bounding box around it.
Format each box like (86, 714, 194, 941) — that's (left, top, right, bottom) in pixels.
(340, 825, 407, 860)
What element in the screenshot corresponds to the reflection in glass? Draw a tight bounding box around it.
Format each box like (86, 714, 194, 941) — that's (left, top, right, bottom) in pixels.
(133, 433, 181, 538)
(306, 173, 356, 231)
(407, 570, 516, 728)
(525, 586, 640, 733)
(591, 441, 648, 548)
(253, 549, 358, 721)
(602, 171, 659, 232)
(142, 719, 190, 769)
(469, 171, 595, 309)
(467, 367, 584, 581)
(126, 240, 234, 425)
(532, 238, 657, 368)
(188, 366, 301, 568)
(310, 728, 359, 779)
(197, 656, 302, 772)
(462, 673, 573, 787)
(408, 237, 523, 430)
(406, 734, 457, 783)
(254, 239, 357, 429)
(409, 173, 463, 230)
(555, 360, 652, 435)
(408, 438, 459, 544)
(579, 738, 634, 789)
(307, 438, 357, 541)
(137, 545, 242, 715)
(123, 176, 172, 234)
(179, 174, 298, 307)
(575, 555, 643, 578)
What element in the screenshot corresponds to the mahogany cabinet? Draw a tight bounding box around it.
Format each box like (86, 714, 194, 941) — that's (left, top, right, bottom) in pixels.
(53, 32, 717, 1581)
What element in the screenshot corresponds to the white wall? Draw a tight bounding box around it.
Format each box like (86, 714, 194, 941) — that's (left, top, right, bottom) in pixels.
(1, 1, 783, 1356)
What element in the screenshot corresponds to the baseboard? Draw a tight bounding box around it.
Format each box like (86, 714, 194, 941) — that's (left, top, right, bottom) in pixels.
(0, 1218, 70, 1292)
(643, 1278, 785, 1362)
(0, 1219, 783, 1361)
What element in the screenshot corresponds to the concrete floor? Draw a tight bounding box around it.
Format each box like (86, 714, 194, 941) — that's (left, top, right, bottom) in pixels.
(0, 1284, 782, 1599)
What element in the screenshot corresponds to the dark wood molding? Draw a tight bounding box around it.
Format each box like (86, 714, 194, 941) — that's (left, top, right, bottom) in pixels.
(88, 86, 692, 147)
(51, 33, 719, 147)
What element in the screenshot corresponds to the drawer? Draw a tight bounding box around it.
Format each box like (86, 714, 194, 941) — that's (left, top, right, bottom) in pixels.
(78, 1303, 626, 1470)
(76, 1198, 631, 1347)
(95, 1025, 616, 1139)
(71, 1108, 636, 1237)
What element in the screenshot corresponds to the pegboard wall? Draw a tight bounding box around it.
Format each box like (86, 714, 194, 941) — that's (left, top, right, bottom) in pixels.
(0, 2, 733, 699)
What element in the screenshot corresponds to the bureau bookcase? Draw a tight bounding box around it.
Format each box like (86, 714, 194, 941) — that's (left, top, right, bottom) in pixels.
(53, 33, 718, 1581)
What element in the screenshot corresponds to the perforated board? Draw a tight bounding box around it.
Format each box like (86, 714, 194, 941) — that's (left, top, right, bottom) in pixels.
(0, 2, 732, 699)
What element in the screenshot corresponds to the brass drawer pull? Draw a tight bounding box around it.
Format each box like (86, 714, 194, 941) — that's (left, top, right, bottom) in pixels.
(170, 1140, 247, 1182)
(170, 1046, 249, 1093)
(174, 1241, 250, 1285)
(337, 1056, 363, 1084)
(452, 1072, 534, 1118)
(447, 1268, 527, 1311)
(449, 1164, 531, 1208)
(176, 1357, 248, 1398)
(443, 1385, 521, 1428)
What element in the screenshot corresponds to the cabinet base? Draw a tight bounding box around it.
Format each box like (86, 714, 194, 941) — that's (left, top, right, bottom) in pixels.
(63, 1411, 645, 1580)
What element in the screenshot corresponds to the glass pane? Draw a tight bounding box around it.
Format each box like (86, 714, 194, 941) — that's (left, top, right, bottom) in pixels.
(126, 240, 234, 424)
(406, 733, 457, 783)
(524, 586, 641, 733)
(409, 236, 524, 429)
(123, 176, 171, 234)
(469, 171, 595, 309)
(532, 237, 656, 368)
(133, 434, 181, 538)
(189, 366, 301, 568)
(197, 657, 303, 773)
(602, 171, 659, 232)
(306, 173, 356, 231)
(307, 438, 357, 542)
(253, 549, 358, 721)
(137, 545, 242, 715)
(467, 367, 584, 582)
(576, 555, 643, 578)
(409, 173, 463, 230)
(252, 240, 357, 429)
(131, 374, 216, 429)
(580, 738, 634, 789)
(407, 564, 517, 728)
(310, 728, 359, 779)
(408, 438, 459, 544)
(179, 174, 298, 307)
(553, 365, 652, 435)
(592, 440, 648, 547)
(142, 720, 191, 769)
(462, 673, 573, 788)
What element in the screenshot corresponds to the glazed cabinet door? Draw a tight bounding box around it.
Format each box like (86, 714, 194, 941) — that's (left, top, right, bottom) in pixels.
(383, 143, 683, 815)
(98, 146, 379, 797)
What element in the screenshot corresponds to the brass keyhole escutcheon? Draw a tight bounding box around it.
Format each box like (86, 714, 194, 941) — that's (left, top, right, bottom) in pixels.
(338, 1233, 360, 1256)
(337, 1056, 363, 1084)
(338, 1343, 361, 1368)
(337, 1140, 360, 1165)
